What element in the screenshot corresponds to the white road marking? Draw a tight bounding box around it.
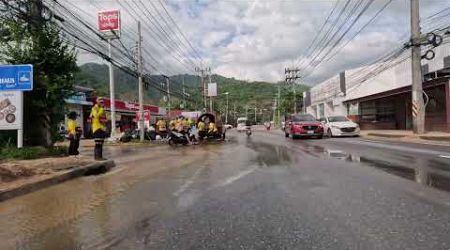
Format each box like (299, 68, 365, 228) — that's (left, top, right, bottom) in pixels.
(216, 165, 258, 187)
(173, 166, 205, 197)
(438, 155, 450, 159)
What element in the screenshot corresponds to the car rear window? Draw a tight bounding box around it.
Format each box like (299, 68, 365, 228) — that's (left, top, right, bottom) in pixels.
(328, 116, 349, 122)
(292, 115, 316, 122)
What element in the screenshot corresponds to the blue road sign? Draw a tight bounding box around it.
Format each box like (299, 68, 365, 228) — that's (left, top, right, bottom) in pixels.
(0, 65, 33, 91)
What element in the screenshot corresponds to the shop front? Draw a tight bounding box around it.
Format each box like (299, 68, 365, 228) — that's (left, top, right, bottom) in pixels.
(85, 97, 162, 137)
(64, 86, 94, 138)
(345, 77, 449, 131)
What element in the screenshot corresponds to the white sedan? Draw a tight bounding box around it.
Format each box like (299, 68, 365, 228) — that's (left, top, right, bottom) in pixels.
(320, 116, 360, 137)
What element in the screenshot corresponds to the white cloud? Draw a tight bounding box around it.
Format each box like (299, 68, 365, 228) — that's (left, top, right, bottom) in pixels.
(64, 0, 450, 85)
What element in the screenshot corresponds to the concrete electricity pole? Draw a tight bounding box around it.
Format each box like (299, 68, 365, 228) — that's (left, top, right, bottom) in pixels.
(108, 40, 116, 138)
(166, 76, 171, 113)
(208, 71, 213, 112)
(225, 92, 229, 125)
(254, 106, 257, 124)
(137, 21, 144, 142)
(195, 67, 209, 111)
(285, 68, 301, 114)
(182, 76, 186, 109)
(410, 0, 425, 134)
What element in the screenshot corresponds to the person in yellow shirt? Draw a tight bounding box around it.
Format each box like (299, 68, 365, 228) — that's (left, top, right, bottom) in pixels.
(156, 118, 167, 137)
(197, 120, 206, 139)
(169, 119, 176, 131)
(182, 117, 190, 132)
(208, 121, 218, 136)
(175, 117, 183, 132)
(89, 98, 107, 160)
(67, 111, 81, 156)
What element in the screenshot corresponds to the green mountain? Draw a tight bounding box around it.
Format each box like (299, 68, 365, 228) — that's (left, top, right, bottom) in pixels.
(75, 63, 309, 120)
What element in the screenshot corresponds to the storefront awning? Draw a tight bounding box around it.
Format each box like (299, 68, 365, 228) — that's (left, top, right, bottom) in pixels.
(65, 99, 93, 106)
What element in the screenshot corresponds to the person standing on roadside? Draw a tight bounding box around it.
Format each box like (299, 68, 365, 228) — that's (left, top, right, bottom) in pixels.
(156, 118, 167, 138)
(197, 120, 206, 140)
(89, 98, 107, 160)
(67, 111, 81, 156)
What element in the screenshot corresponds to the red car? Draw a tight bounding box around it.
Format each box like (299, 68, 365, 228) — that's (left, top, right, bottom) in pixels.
(284, 114, 324, 139)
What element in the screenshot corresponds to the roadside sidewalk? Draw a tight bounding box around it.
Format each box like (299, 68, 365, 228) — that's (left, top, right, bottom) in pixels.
(0, 156, 114, 202)
(360, 130, 450, 146)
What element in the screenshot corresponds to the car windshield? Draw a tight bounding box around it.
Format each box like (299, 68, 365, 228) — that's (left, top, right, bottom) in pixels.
(292, 115, 316, 122)
(328, 116, 349, 122)
(237, 119, 247, 124)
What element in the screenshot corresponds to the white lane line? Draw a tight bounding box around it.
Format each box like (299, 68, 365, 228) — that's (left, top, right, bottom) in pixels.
(216, 165, 258, 188)
(173, 166, 205, 197)
(438, 155, 450, 159)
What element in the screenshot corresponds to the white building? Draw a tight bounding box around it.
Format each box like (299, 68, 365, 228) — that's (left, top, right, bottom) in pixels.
(306, 41, 450, 131)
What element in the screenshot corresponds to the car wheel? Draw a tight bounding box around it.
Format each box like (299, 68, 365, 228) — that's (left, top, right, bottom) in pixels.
(317, 135, 323, 139)
(327, 129, 333, 138)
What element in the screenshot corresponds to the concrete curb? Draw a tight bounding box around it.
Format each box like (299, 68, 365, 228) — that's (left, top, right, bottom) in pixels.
(419, 136, 450, 142)
(0, 160, 115, 202)
(366, 133, 406, 138)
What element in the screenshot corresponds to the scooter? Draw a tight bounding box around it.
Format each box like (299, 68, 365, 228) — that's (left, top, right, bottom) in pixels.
(168, 131, 190, 146)
(245, 127, 252, 137)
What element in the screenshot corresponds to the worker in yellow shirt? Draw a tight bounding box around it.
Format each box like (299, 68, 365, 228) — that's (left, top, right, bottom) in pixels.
(175, 117, 183, 132)
(208, 121, 218, 136)
(169, 119, 176, 131)
(197, 120, 206, 139)
(67, 111, 81, 156)
(182, 117, 191, 132)
(89, 98, 107, 160)
(156, 118, 167, 137)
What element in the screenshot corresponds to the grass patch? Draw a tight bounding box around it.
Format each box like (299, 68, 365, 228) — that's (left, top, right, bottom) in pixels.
(0, 145, 68, 162)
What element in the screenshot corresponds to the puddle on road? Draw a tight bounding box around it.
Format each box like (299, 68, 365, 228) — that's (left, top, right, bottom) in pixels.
(247, 142, 293, 167)
(317, 146, 450, 193)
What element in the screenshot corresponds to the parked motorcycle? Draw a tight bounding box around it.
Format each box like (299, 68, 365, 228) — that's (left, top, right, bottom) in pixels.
(168, 131, 189, 146)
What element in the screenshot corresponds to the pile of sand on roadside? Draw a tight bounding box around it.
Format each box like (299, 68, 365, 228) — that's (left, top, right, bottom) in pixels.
(0, 156, 94, 182)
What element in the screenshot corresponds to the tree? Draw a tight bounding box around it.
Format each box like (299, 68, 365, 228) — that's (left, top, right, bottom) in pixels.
(0, 0, 78, 146)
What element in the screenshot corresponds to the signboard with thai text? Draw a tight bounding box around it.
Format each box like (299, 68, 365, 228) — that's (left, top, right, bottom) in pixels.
(0, 91, 22, 130)
(0, 65, 33, 91)
(98, 10, 121, 39)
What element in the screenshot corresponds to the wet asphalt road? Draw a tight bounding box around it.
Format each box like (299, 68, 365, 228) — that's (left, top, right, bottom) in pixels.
(1, 130, 450, 249)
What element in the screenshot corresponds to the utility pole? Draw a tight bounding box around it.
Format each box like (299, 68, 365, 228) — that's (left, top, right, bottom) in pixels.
(195, 67, 210, 111)
(208, 70, 213, 112)
(277, 83, 281, 126)
(285, 67, 301, 114)
(166, 77, 171, 113)
(254, 106, 257, 124)
(233, 103, 236, 124)
(410, 0, 425, 134)
(108, 42, 116, 137)
(137, 21, 144, 142)
(182, 76, 186, 110)
(225, 92, 229, 125)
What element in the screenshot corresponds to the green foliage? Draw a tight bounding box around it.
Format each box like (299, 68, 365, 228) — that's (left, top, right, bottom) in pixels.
(75, 63, 310, 123)
(0, 144, 67, 162)
(0, 15, 78, 147)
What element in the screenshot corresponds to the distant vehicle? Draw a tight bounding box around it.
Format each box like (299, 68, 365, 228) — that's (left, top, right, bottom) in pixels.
(224, 124, 233, 130)
(319, 116, 360, 137)
(284, 114, 323, 139)
(236, 117, 249, 132)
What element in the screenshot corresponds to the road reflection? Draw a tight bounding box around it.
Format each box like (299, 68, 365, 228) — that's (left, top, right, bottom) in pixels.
(318, 147, 450, 193)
